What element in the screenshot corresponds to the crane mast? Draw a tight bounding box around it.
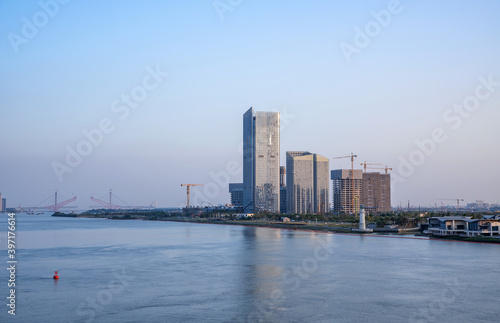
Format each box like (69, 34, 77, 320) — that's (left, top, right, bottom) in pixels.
(181, 184, 204, 208)
(332, 153, 358, 214)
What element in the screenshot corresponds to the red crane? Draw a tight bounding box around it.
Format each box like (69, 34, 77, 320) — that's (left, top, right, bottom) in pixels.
(90, 189, 122, 209)
(44, 190, 77, 212)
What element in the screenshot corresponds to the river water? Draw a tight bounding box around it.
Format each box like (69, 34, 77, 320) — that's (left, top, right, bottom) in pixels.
(0, 213, 499, 322)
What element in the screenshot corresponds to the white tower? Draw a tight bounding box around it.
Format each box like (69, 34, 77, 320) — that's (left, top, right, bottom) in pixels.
(359, 205, 366, 230)
(353, 204, 373, 233)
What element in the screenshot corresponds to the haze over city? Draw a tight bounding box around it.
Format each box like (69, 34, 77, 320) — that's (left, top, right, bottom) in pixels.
(1, 0, 499, 209)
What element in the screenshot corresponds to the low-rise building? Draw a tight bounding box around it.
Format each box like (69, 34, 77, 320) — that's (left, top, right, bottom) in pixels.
(427, 215, 500, 237)
(229, 183, 244, 208)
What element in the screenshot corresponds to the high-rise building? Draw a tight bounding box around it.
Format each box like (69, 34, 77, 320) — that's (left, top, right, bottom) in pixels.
(229, 183, 244, 208)
(243, 107, 280, 213)
(280, 166, 287, 213)
(331, 169, 363, 214)
(286, 151, 329, 214)
(280, 166, 286, 187)
(361, 172, 391, 213)
(314, 154, 330, 214)
(0, 193, 3, 212)
(1, 198, 5, 212)
(280, 186, 287, 214)
(287, 152, 313, 214)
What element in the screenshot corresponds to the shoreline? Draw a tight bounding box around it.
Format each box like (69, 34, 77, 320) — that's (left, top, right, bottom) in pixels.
(51, 212, 500, 244)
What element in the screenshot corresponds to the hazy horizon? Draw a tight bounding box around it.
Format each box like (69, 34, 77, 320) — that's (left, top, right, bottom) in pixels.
(1, 0, 499, 209)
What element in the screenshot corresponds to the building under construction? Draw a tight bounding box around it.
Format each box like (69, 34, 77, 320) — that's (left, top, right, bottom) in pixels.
(331, 169, 363, 214)
(331, 169, 391, 214)
(361, 172, 391, 213)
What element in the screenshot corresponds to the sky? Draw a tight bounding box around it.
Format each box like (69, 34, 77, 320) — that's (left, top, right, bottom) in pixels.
(1, 0, 499, 209)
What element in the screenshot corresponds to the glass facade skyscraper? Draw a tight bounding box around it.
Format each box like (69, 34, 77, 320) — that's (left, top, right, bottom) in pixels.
(243, 107, 280, 213)
(286, 152, 329, 214)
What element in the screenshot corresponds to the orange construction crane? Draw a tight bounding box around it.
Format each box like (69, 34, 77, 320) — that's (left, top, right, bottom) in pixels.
(366, 165, 393, 174)
(360, 161, 382, 173)
(181, 184, 203, 208)
(437, 198, 464, 210)
(332, 153, 357, 214)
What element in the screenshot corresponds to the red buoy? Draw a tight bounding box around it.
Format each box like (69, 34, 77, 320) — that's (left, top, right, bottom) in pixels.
(53, 271, 59, 280)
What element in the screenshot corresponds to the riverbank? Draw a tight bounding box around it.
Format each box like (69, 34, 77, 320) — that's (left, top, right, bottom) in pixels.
(51, 212, 500, 244)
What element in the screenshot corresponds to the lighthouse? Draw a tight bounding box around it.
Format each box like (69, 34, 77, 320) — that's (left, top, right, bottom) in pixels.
(359, 205, 366, 230)
(353, 205, 373, 233)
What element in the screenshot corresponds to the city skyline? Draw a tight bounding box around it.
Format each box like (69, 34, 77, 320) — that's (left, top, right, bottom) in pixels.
(1, 1, 499, 208)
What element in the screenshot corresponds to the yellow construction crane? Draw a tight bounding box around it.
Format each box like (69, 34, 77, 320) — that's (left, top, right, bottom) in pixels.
(366, 165, 393, 174)
(181, 184, 203, 208)
(332, 153, 357, 214)
(437, 198, 464, 210)
(360, 161, 382, 173)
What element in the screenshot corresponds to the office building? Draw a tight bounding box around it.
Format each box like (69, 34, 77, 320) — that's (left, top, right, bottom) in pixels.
(243, 107, 280, 213)
(314, 154, 329, 214)
(0, 193, 3, 212)
(286, 151, 329, 214)
(331, 169, 363, 214)
(361, 172, 391, 213)
(2, 198, 5, 212)
(280, 186, 287, 214)
(280, 166, 286, 187)
(229, 183, 244, 208)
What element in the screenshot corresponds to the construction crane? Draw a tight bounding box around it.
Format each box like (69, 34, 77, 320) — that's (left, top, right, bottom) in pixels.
(366, 165, 393, 174)
(44, 190, 77, 212)
(360, 161, 382, 173)
(181, 184, 203, 208)
(437, 198, 464, 210)
(90, 189, 123, 209)
(332, 153, 357, 214)
(29, 190, 77, 212)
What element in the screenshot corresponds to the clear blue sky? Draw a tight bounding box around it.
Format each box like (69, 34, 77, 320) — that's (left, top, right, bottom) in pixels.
(1, 0, 499, 208)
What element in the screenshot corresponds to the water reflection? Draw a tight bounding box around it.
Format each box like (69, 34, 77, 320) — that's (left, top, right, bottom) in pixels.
(234, 227, 287, 321)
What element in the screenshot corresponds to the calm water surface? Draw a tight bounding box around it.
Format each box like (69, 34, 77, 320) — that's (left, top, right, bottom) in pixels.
(1, 214, 499, 322)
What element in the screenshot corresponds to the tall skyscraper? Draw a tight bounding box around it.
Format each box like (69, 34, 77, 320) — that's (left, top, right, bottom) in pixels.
(243, 107, 280, 213)
(314, 154, 330, 214)
(287, 151, 313, 214)
(331, 169, 363, 214)
(361, 172, 391, 213)
(286, 151, 329, 214)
